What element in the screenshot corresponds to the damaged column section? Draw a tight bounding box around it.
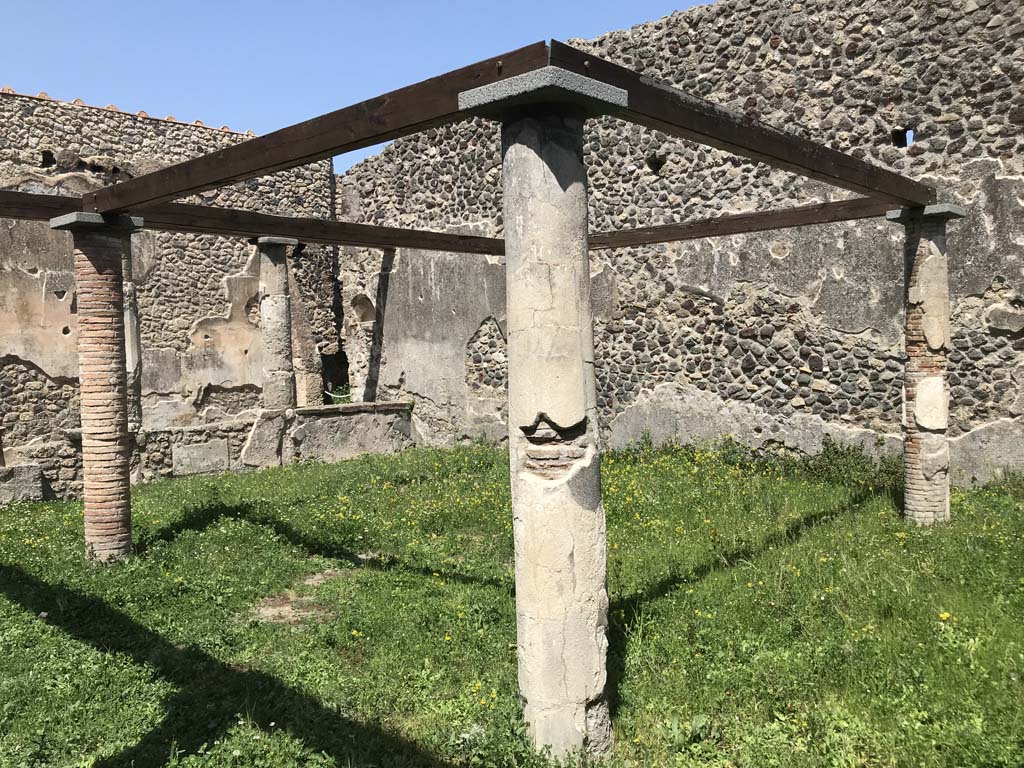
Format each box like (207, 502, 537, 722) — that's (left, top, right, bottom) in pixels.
(255, 236, 298, 409)
(888, 204, 965, 525)
(239, 236, 299, 470)
(460, 64, 628, 757)
(50, 211, 142, 563)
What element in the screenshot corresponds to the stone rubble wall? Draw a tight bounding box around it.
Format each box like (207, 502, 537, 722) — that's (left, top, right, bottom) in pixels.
(336, 0, 1024, 483)
(0, 92, 343, 485)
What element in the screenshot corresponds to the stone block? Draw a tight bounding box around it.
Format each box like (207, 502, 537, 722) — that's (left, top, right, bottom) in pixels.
(291, 411, 411, 463)
(984, 303, 1024, 334)
(950, 416, 1024, 486)
(0, 464, 45, 504)
(914, 376, 949, 431)
(240, 410, 286, 468)
(171, 439, 230, 476)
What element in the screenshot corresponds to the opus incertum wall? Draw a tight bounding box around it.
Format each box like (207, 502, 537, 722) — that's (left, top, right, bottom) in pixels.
(337, 0, 1024, 483)
(0, 93, 342, 496)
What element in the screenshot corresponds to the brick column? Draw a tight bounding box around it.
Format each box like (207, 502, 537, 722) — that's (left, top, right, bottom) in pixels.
(255, 237, 297, 409)
(51, 212, 142, 563)
(887, 204, 965, 525)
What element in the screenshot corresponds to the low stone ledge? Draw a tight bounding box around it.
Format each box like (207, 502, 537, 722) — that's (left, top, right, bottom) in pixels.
(294, 401, 414, 417)
(159, 417, 257, 435)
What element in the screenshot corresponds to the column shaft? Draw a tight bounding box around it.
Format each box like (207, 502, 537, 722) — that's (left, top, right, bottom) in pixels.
(502, 108, 612, 757)
(73, 227, 134, 561)
(902, 213, 954, 523)
(257, 239, 296, 409)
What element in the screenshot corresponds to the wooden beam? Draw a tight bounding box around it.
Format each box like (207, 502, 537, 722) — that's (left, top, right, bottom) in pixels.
(0, 191, 895, 254)
(83, 42, 550, 213)
(0, 190, 78, 220)
(143, 203, 505, 254)
(549, 41, 935, 207)
(588, 197, 893, 250)
(0, 191, 505, 255)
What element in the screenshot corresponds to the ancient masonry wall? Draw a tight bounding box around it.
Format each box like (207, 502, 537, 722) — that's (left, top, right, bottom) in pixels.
(0, 92, 341, 496)
(337, 0, 1024, 483)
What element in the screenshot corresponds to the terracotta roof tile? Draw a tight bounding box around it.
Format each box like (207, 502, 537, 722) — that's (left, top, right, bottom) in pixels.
(0, 87, 249, 135)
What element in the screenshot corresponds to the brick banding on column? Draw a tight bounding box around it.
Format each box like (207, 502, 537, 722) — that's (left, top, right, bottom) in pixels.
(50, 212, 142, 562)
(888, 204, 965, 525)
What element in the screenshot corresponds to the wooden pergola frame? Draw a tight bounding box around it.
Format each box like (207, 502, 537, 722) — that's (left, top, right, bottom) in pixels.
(1, 39, 933, 249)
(1, 36, 963, 760)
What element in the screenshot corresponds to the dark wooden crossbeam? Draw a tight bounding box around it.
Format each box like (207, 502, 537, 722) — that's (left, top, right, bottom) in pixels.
(144, 203, 504, 254)
(0, 190, 75, 220)
(588, 197, 893, 250)
(81, 40, 931, 216)
(82, 42, 550, 214)
(549, 41, 935, 207)
(0, 191, 504, 255)
(1, 190, 894, 253)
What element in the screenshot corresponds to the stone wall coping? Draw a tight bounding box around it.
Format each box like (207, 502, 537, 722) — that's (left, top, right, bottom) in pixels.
(294, 401, 414, 417)
(56, 403, 413, 444)
(153, 418, 259, 435)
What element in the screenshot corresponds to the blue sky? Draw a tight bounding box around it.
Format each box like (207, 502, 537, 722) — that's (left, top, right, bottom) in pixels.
(1, 0, 704, 172)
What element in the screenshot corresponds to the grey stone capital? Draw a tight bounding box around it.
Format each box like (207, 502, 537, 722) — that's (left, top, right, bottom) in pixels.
(885, 203, 967, 224)
(250, 236, 300, 247)
(458, 66, 628, 119)
(49, 211, 144, 231)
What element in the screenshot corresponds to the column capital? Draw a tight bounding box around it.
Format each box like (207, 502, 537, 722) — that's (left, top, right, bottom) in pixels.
(49, 211, 143, 231)
(459, 66, 627, 121)
(250, 236, 299, 247)
(885, 203, 966, 224)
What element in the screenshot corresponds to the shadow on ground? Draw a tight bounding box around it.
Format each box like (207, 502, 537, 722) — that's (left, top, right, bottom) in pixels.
(1, 468, 896, 762)
(140, 500, 512, 593)
(0, 563, 455, 768)
(604, 485, 880, 715)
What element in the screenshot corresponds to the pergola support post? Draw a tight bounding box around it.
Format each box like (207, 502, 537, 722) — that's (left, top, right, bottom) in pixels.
(255, 237, 298, 410)
(502, 107, 612, 757)
(887, 204, 966, 525)
(50, 212, 142, 563)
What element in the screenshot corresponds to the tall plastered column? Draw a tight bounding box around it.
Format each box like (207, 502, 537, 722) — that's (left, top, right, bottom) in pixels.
(888, 204, 965, 525)
(255, 237, 297, 409)
(51, 212, 142, 563)
(502, 108, 612, 757)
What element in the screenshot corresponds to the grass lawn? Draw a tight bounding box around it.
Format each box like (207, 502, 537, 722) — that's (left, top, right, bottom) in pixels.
(1, 442, 1022, 767)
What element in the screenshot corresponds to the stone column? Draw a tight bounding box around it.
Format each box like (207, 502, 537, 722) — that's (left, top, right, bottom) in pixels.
(50, 212, 142, 563)
(888, 204, 965, 525)
(121, 247, 143, 430)
(502, 108, 612, 757)
(362, 247, 395, 402)
(255, 237, 297, 409)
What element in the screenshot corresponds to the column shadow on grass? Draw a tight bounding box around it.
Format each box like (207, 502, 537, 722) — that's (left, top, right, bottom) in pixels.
(0, 564, 455, 768)
(604, 485, 880, 716)
(139, 500, 512, 593)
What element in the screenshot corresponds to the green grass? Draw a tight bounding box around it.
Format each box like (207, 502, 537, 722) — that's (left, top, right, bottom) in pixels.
(0, 442, 1022, 767)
